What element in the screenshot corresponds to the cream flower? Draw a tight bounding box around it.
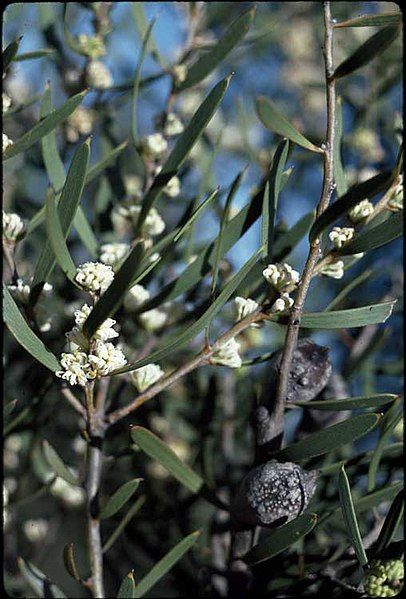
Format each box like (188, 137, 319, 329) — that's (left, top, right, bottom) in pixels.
(124, 284, 150, 312)
(3, 210, 25, 242)
(131, 363, 165, 392)
(329, 226, 355, 249)
(2, 133, 13, 152)
(74, 261, 114, 294)
(66, 106, 94, 143)
(164, 113, 184, 137)
(348, 200, 374, 223)
(86, 60, 113, 89)
(155, 166, 181, 198)
(320, 260, 344, 279)
(56, 351, 92, 386)
(262, 263, 300, 291)
(139, 308, 167, 331)
(8, 279, 52, 304)
(141, 133, 168, 159)
(211, 337, 242, 368)
(51, 477, 85, 507)
(124, 174, 143, 198)
(235, 297, 259, 321)
(77, 34, 105, 58)
(270, 292, 294, 313)
(23, 518, 49, 543)
(99, 242, 129, 268)
(66, 304, 119, 348)
(2, 93, 11, 113)
(172, 64, 187, 84)
(88, 340, 127, 376)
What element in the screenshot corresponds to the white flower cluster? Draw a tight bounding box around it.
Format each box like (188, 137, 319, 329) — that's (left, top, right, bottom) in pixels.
(56, 341, 126, 386)
(23, 518, 49, 543)
(3, 133, 13, 152)
(348, 199, 374, 223)
(211, 337, 242, 368)
(99, 242, 129, 269)
(51, 476, 85, 507)
(111, 204, 165, 238)
(388, 176, 403, 212)
(2, 93, 11, 113)
(124, 174, 143, 199)
(320, 260, 345, 279)
(139, 206, 166, 236)
(329, 226, 355, 249)
(67, 303, 118, 348)
(164, 113, 184, 137)
(86, 60, 113, 89)
(131, 363, 165, 392)
(3, 210, 25, 243)
(66, 106, 94, 143)
(270, 292, 294, 313)
(263, 262, 300, 291)
(124, 283, 168, 331)
(141, 133, 168, 159)
(235, 297, 259, 321)
(8, 279, 52, 304)
(77, 34, 105, 58)
(172, 64, 187, 84)
(155, 166, 181, 198)
(74, 261, 114, 295)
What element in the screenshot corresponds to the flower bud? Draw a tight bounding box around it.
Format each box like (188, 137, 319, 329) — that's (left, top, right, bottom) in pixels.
(363, 559, 404, 597)
(328, 226, 355, 249)
(131, 363, 165, 392)
(263, 263, 300, 291)
(86, 60, 113, 89)
(141, 133, 168, 159)
(231, 460, 318, 528)
(99, 242, 129, 269)
(348, 199, 374, 223)
(2, 133, 13, 152)
(235, 296, 259, 321)
(3, 210, 25, 243)
(2, 93, 11, 113)
(270, 292, 294, 313)
(211, 337, 242, 368)
(320, 259, 344, 279)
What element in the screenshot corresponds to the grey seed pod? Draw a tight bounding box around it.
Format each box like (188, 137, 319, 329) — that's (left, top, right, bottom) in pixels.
(263, 338, 332, 404)
(231, 460, 318, 529)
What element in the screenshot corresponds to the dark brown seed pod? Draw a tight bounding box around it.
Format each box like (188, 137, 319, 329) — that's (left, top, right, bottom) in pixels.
(263, 338, 332, 404)
(231, 460, 318, 529)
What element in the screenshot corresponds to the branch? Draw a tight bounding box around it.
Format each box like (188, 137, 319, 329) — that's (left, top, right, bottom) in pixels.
(267, 0, 337, 451)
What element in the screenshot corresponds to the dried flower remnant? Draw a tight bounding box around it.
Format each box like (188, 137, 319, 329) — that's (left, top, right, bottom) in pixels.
(99, 242, 129, 269)
(348, 199, 374, 223)
(74, 262, 114, 295)
(329, 226, 355, 249)
(363, 559, 404, 597)
(211, 337, 242, 368)
(86, 60, 113, 89)
(131, 363, 165, 392)
(231, 460, 318, 528)
(263, 262, 300, 291)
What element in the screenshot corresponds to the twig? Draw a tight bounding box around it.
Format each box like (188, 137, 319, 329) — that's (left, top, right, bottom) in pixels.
(268, 1, 337, 452)
(61, 386, 86, 417)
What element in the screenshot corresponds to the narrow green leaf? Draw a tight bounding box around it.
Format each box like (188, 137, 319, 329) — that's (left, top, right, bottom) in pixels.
(118, 571, 136, 599)
(136, 75, 231, 233)
(292, 393, 398, 411)
(334, 12, 402, 28)
(333, 26, 400, 80)
(368, 408, 403, 493)
(3, 284, 60, 372)
(3, 399, 17, 419)
(256, 96, 323, 153)
(15, 48, 55, 61)
(339, 211, 403, 255)
(309, 169, 395, 242)
(333, 97, 348, 197)
(275, 413, 380, 462)
(40, 84, 98, 258)
(325, 268, 373, 311)
(132, 3, 167, 68)
(30, 139, 90, 304)
(113, 247, 263, 373)
(45, 190, 77, 281)
(82, 243, 143, 339)
(173, 188, 220, 242)
(175, 8, 255, 91)
(43, 440, 79, 486)
(2, 36, 22, 71)
(132, 18, 156, 146)
(2, 89, 87, 161)
(103, 496, 146, 554)
(244, 513, 318, 565)
(338, 466, 369, 568)
(373, 490, 404, 557)
(343, 327, 391, 378)
(268, 301, 396, 329)
(100, 479, 143, 520)
(131, 427, 203, 493)
(210, 169, 246, 299)
(133, 531, 201, 598)
(63, 543, 81, 581)
(17, 558, 67, 599)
